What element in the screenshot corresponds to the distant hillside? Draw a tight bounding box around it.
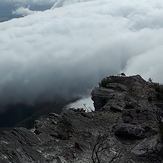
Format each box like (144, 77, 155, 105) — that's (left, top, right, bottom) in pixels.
(0, 97, 78, 128)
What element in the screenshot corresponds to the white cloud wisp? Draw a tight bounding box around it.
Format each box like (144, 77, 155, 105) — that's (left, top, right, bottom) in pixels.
(12, 6, 36, 16)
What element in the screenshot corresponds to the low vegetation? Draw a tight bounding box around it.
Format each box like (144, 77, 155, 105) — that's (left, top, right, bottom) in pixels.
(156, 109, 163, 141)
(99, 77, 110, 88)
(154, 84, 163, 101)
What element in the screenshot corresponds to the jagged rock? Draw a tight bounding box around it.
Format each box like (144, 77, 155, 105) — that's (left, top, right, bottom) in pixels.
(107, 83, 128, 92)
(110, 104, 124, 112)
(92, 75, 156, 110)
(0, 128, 45, 163)
(49, 113, 63, 125)
(0, 75, 163, 163)
(131, 135, 162, 156)
(122, 108, 157, 124)
(114, 123, 157, 139)
(91, 87, 114, 109)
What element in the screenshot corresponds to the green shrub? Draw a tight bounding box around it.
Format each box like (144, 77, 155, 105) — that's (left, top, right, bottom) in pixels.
(99, 78, 109, 88)
(156, 93, 163, 101)
(154, 84, 163, 102)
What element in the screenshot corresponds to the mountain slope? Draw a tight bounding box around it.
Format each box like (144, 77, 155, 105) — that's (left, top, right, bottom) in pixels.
(0, 75, 163, 163)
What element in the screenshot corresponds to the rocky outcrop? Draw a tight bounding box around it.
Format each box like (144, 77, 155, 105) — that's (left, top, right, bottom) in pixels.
(0, 75, 163, 163)
(114, 123, 157, 139)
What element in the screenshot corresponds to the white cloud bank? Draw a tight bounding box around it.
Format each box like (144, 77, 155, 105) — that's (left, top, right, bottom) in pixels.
(0, 0, 163, 106)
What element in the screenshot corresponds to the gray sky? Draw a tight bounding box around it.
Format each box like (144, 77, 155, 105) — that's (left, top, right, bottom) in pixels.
(0, 0, 163, 106)
(0, 0, 57, 21)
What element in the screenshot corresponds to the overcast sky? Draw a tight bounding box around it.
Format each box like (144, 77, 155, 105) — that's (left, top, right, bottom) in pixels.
(0, 0, 163, 106)
(0, 0, 57, 21)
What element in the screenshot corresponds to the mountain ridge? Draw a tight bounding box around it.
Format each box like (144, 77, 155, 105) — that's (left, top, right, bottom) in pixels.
(0, 74, 163, 163)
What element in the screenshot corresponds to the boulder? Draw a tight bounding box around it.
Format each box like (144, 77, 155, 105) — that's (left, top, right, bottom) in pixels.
(131, 135, 162, 156)
(114, 123, 157, 140)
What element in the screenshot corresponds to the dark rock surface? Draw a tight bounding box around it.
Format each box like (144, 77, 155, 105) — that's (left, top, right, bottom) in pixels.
(1, 75, 163, 162)
(114, 123, 157, 139)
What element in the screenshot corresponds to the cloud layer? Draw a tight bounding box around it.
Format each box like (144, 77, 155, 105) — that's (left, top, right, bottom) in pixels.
(0, 0, 163, 107)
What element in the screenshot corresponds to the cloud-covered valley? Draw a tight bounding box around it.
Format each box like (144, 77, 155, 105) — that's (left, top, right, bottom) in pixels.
(0, 0, 163, 107)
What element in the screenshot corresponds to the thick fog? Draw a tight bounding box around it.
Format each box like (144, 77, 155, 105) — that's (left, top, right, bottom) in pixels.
(0, 0, 163, 107)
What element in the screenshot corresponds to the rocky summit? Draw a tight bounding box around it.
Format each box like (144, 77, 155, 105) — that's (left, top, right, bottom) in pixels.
(1, 74, 163, 163)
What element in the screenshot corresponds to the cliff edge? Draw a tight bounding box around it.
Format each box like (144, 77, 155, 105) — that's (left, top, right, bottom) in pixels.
(0, 75, 163, 163)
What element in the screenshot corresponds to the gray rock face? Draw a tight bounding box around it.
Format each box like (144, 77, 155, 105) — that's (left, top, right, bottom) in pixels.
(0, 75, 163, 163)
(131, 135, 162, 156)
(114, 123, 157, 139)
